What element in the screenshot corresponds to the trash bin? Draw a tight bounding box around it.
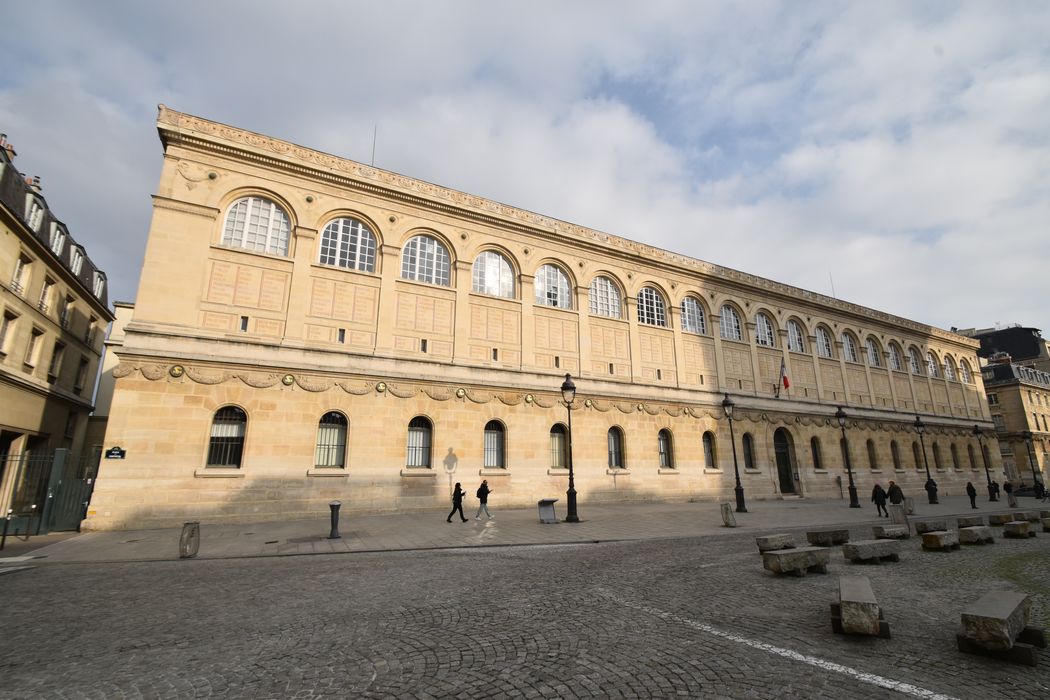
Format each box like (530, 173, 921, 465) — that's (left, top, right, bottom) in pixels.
(537, 498, 559, 524)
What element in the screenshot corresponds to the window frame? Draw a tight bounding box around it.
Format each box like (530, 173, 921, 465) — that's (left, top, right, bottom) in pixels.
(315, 411, 349, 468)
(319, 217, 377, 273)
(637, 287, 667, 327)
(866, 338, 882, 368)
(658, 429, 674, 469)
(401, 234, 452, 286)
(889, 344, 904, 371)
(588, 276, 622, 318)
(816, 327, 834, 358)
(607, 426, 626, 469)
(534, 264, 572, 310)
(221, 196, 292, 257)
(550, 424, 568, 469)
(787, 320, 806, 353)
(754, 313, 775, 347)
(742, 433, 756, 470)
(703, 431, 717, 469)
(406, 416, 434, 468)
(483, 420, 507, 469)
(472, 250, 515, 299)
(719, 305, 743, 341)
(681, 297, 706, 335)
(842, 333, 860, 363)
(206, 406, 247, 468)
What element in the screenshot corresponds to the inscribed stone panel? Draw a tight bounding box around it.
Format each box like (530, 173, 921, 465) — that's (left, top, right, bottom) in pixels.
(792, 359, 816, 386)
(396, 292, 453, 335)
(259, 270, 287, 311)
(639, 331, 673, 365)
(310, 279, 335, 318)
(757, 350, 781, 383)
(682, 337, 714, 372)
(352, 287, 377, 324)
(590, 321, 630, 360)
(348, 330, 374, 348)
(949, 386, 964, 406)
(205, 261, 237, 304)
(254, 318, 283, 337)
(933, 385, 949, 405)
(819, 361, 844, 391)
(534, 315, 578, 352)
(305, 324, 331, 342)
(201, 311, 233, 332)
(233, 266, 262, 307)
(893, 375, 912, 400)
(847, 367, 869, 394)
(872, 374, 891, 396)
(723, 345, 752, 378)
(914, 383, 932, 403)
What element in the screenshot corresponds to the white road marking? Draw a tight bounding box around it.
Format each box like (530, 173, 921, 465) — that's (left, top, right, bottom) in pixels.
(596, 588, 959, 700)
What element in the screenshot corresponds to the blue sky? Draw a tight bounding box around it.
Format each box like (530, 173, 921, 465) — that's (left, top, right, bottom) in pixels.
(2, 1, 1047, 335)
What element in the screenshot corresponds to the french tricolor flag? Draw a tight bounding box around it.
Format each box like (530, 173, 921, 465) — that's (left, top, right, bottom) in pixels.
(779, 358, 790, 390)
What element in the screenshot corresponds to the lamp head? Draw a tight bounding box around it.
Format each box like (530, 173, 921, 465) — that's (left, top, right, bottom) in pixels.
(1022, 430, 1033, 441)
(560, 373, 576, 404)
(914, 415, 925, 434)
(721, 393, 734, 419)
(835, 406, 847, 429)
(972, 424, 981, 438)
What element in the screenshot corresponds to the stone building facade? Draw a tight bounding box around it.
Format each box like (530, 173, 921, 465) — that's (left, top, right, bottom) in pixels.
(85, 107, 997, 530)
(980, 356, 1049, 485)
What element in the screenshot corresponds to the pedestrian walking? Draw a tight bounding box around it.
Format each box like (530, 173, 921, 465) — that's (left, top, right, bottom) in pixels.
(446, 482, 468, 523)
(991, 480, 1000, 500)
(1003, 480, 1017, 508)
(871, 483, 889, 517)
(887, 480, 904, 505)
(474, 479, 493, 520)
(965, 481, 978, 509)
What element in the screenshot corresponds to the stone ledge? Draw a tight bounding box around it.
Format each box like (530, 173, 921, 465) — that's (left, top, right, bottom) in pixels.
(194, 468, 245, 479)
(607, 469, 631, 476)
(400, 469, 436, 478)
(306, 468, 348, 478)
(657, 468, 679, 475)
(479, 468, 510, 477)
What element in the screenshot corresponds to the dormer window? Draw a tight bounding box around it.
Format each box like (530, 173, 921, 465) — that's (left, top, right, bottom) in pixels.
(49, 224, 68, 257)
(25, 195, 45, 232)
(70, 247, 84, 275)
(92, 271, 106, 299)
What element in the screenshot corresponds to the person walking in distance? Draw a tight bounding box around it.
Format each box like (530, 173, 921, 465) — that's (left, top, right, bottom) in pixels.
(871, 482, 889, 517)
(446, 482, 468, 523)
(965, 481, 978, 509)
(475, 479, 493, 520)
(887, 480, 904, 506)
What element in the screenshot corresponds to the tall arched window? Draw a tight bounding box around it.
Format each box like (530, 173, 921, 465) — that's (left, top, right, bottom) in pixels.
(889, 344, 904, 371)
(719, 305, 743, 341)
(315, 412, 348, 468)
(550, 424, 568, 468)
(950, 443, 960, 470)
(960, 360, 973, 384)
(891, 440, 901, 470)
(840, 437, 851, 470)
(867, 439, 878, 470)
(703, 431, 717, 469)
(401, 235, 451, 285)
(406, 416, 433, 468)
(534, 264, 572, 309)
(589, 276, 622, 318)
(926, 352, 939, 377)
(842, 333, 860, 363)
(681, 297, 706, 334)
(207, 406, 247, 467)
(607, 427, 626, 469)
(658, 429, 674, 469)
(319, 217, 376, 271)
(472, 251, 515, 298)
(755, 313, 775, 347)
(967, 444, 977, 470)
(817, 327, 834, 358)
(913, 442, 923, 470)
(943, 357, 957, 381)
(909, 348, 923, 374)
(866, 338, 883, 368)
(932, 443, 943, 469)
(222, 196, 291, 256)
(811, 437, 824, 470)
(484, 420, 506, 469)
(742, 433, 756, 469)
(787, 320, 806, 353)
(637, 287, 667, 327)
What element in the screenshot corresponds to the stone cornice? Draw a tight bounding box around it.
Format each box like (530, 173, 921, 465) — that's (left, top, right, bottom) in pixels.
(156, 105, 976, 350)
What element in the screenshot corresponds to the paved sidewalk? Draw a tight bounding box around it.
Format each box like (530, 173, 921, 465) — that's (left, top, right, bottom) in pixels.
(9, 494, 1046, 564)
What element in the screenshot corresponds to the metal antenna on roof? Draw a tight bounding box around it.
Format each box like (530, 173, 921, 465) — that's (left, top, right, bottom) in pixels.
(371, 124, 377, 166)
(829, 272, 837, 298)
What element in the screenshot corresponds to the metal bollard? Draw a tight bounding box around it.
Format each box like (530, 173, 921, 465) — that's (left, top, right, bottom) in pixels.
(328, 501, 341, 539)
(0, 509, 11, 551)
(179, 521, 200, 559)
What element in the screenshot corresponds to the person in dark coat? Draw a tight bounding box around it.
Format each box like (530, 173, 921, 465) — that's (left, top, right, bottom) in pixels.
(965, 481, 978, 509)
(871, 483, 888, 517)
(1003, 480, 1017, 507)
(446, 482, 468, 523)
(474, 479, 493, 520)
(887, 480, 904, 505)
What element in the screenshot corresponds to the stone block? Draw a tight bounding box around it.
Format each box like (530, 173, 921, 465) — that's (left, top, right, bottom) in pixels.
(835, 575, 888, 637)
(1003, 521, 1034, 539)
(989, 513, 1013, 526)
(956, 515, 984, 528)
(762, 546, 831, 576)
(1040, 510, 1050, 519)
(914, 519, 947, 535)
(1043, 517, 1050, 533)
(921, 530, 960, 551)
(904, 497, 915, 515)
(959, 526, 994, 545)
(756, 533, 796, 553)
(806, 529, 849, 546)
(720, 502, 737, 528)
(1021, 511, 1041, 523)
(872, 524, 909, 539)
(959, 591, 1030, 651)
(888, 504, 908, 525)
(842, 539, 902, 563)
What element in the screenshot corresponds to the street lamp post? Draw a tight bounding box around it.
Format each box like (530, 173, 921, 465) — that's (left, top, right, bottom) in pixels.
(973, 425, 995, 502)
(721, 394, 747, 513)
(560, 373, 580, 523)
(915, 415, 938, 504)
(1021, 430, 1042, 490)
(835, 407, 861, 508)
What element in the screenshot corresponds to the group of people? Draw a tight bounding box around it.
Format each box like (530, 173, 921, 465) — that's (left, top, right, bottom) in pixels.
(446, 480, 494, 523)
(869, 480, 905, 517)
(872, 477, 1045, 515)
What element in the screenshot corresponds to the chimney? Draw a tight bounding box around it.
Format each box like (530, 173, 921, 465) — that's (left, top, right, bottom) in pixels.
(24, 175, 41, 192)
(988, 351, 1011, 365)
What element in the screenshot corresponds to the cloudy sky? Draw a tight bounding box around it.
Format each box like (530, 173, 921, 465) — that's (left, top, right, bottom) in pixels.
(2, 1, 1047, 334)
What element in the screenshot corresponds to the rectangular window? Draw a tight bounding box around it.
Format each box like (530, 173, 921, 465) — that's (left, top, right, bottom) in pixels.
(420, 338, 428, 353)
(609, 363, 614, 375)
(64, 411, 78, 439)
(60, 295, 75, 329)
(992, 414, 1005, 430)
(0, 311, 16, 354)
(38, 278, 54, 313)
(337, 328, 345, 344)
(11, 254, 31, 295)
(239, 316, 248, 332)
(987, 393, 999, 406)
(75, 356, 90, 393)
(24, 328, 43, 367)
(492, 348, 498, 361)
(656, 369, 662, 380)
(554, 356, 560, 368)
(48, 341, 66, 380)
(84, 316, 97, 345)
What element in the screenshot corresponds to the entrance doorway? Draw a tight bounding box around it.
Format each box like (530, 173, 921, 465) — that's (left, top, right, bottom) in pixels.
(773, 428, 800, 495)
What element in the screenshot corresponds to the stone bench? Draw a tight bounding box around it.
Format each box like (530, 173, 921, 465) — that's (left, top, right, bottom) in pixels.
(762, 546, 831, 576)
(1003, 521, 1035, 539)
(872, 524, 909, 540)
(806, 529, 849, 546)
(756, 533, 797, 553)
(959, 526, 995, 545)
(842, 539, 901, 564)
(1042, 517, 1050, 533)
(1017, 511, 1041, 524)
(957, 515, 985, 528)
(921, 530, 960, 551)
(957, 591, 1046, 666)
(831, 575, 891, 638)
(1040, 509, 1050, 519)
(989, 514, 1014, 526)
(914, 519, 948, 535)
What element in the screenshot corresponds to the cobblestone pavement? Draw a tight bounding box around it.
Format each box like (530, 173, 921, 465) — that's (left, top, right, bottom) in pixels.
(1, 525, 1048, 698)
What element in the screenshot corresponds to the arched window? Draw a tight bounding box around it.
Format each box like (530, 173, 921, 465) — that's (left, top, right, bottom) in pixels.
(842, 333, 860, 363)
(943, 357, 957, 381)
(406, 416, 433, 468)
(913, 441, 923, 471)
(681, 297, 706, 334)
(926, 352, 939, 378)
(550, 424, 568, 468)
(866, 338, 883, 368)
(401, 235, 451, 285)
(534, 264, 572, 309)
(967, 444, 977, 470)
(222, 196, 291, 256)
(787, 320, 806, 353)
(867, 439, 878, 470)
(950, 443, 960, 470)
(891, 440, 901, 470)
(755, 313, 775, 347)
(719, 305, 743, 341)
(817, 327, 834, 358)
(472, 251, 515, 298)
(909, 348, 923, 374)
(315, 412, 348, 468)
(932, 442, 943, 469)
(703, 431, 717, 469)
(742, 433, 756, 470)
(889, 344, 904, 372)
(49, 224, 67, 257)
(811, 437, 824, 470)
(607, 427, 626, 469)
(589, 276, 621, 318)
(840, 437, 851, 470)
(484, 420, 506, 469)
(207, 406, 246, 467)
(637, 287, 667, 327)
(960, 360, 973, 384)
(319, 217, 376, 272)
(658, 429, 674, 468)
